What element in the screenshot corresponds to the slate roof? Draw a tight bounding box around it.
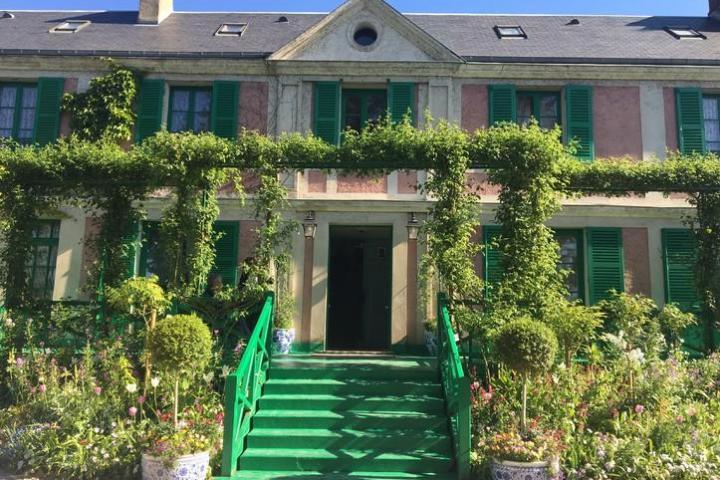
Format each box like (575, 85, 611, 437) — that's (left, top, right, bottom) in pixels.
(2, 10, 720, 65)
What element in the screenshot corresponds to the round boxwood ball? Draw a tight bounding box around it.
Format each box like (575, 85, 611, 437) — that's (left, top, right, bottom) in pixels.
(495, 318, 558, 377)
(149, 314, 212, 374)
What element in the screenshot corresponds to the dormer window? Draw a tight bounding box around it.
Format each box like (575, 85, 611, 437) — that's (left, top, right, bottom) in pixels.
(495, 25, 527, 39)
(665, 26, 706, 40)
(215, 23, 247, 37)
(50, 20, 90, 33)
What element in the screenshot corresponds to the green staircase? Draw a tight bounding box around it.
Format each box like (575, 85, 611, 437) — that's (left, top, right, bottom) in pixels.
(233, 355, 456, 479)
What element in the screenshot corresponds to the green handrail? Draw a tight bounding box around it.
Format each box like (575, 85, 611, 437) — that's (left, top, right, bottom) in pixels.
(437, 293, 471, 480)
(220, 291, 275, 477)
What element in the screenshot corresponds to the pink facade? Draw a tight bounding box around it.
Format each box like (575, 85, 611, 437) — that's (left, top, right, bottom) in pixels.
(594, 87, 643, 160)
(623, 227, 651, 297)
(466, 171, 501, 197)
(239, 220, 261, 261)
(307, 170, 327, 193)
(337, 173, 388, 193)
(664, 87, 679, 152)
(461, 84, 488, 132)
(397, 171, 418, 194)
(239, 82, 269, 134)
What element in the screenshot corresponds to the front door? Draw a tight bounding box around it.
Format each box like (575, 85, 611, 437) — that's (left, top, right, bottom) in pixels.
(327, 226, 392, 351)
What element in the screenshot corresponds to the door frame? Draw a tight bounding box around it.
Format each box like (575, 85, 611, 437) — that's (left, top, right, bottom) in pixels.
(325, 224, 394, 351)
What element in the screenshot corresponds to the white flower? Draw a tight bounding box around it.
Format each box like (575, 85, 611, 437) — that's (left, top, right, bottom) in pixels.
(627, 348, 645, 364)
(150, 377, 160, 388)
(125, 383, 137, 393)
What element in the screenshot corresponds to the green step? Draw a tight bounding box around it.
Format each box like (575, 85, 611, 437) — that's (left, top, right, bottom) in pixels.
(246, 428, 452, 452)
(258, 394, 444, 414)
(252, 409, 449, 431)
(239, 448, 453, 473)
(220, 471, 457, 479)
(263, 379, 442, 397)
(270, 357, 436, 382)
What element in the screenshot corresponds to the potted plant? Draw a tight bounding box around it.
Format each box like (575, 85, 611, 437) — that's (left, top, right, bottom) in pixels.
(423, 319, 438, 355)
(488, 317, 562, 480)
(142, 314, 217, 480)
(272, 294, 295, 355)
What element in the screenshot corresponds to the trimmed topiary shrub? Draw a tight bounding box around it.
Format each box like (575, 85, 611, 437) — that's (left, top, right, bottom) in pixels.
(495, 317, 558, 431)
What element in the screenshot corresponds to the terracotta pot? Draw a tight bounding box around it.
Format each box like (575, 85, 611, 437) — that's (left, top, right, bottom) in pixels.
(141, 451, 210, 480)
(490, 457, 561, 480)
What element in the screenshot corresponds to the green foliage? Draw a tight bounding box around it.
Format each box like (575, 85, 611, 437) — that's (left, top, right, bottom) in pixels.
(62, 61, 138, 143)
(495, 318, 558, 377)
(658, 303, 698, 349)
(149, 314, 212, 375)
(107, 276, 171, 320)
(547, 301, 603, 368)
(598, 292, 664, 359)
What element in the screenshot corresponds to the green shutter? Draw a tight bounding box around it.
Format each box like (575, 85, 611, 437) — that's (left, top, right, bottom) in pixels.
(314, 82, 341, 145)
(483, 225, 503, 298)
(212, 221, 239, 286)
(489, 84, 517, 125)
(587, 228, 624, 304)
(565, 85, 594, 162)
(389, 82, 415, 125)
(33, 77, 64, 145)
(122, 220, 141, 279)
(675, 88, 705, 154)
(211, 81, 240, 139)
(136, 78, 165, 143)
(662, 229, 700, 312)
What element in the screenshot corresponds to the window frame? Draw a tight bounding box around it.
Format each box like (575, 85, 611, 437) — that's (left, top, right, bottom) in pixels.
(27, 220, 60, 300)
(554, 228, 586, 304)
(516, 91, 562, 129)
(340, 88, 388, 136)
(167, 86, 213, 134)
(702, 94, 720, 154)
(0, 82, 38, 143)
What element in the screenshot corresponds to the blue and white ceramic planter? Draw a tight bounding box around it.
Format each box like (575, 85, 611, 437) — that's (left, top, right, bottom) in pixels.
(141, 451, 209, 480)
(490, 458, 560, 480)
(272, 328, 296, 355)
(425, 329, 438, 356)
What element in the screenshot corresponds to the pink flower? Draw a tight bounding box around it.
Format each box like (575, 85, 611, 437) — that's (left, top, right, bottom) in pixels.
(128, 407, 138, 417)
(634, 404, 645, 414)
(15, 357, 24, 367)
(94, 386, 102, 395)
(137, 395, 145, 405)
(38, 384, 46, 394)
(480, 385, 494, 403)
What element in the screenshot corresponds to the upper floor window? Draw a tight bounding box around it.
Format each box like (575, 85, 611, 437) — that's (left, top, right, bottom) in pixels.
(702, 95, 720, 153)
(517, 92, 561, 130)
(26, 220, 60, 300)
(168, 87, 212, 133)
(0, 84, 37, 144)
(342, 89, 388, 133)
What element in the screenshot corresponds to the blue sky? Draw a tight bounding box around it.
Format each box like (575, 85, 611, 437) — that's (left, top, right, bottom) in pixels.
(5, 0, 710, 16)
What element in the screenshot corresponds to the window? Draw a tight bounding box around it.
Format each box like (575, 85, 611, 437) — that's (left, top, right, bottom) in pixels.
(703, 96, 720, 153)
(341, 89, 387, 133)
(494, 25, 527, 39)
(215, 23, 247, 36)
(138, 221, 163, 280)
(50, 20, 90, 33)
(26, 221, 60, 300)
(0, 84, 37, 144)
(354, 26, 378, 47)
(555, 229, 585, 302)
(665, 26, 705, 40)
(168, 87, 212, 133)
(517, 92, 561, 129)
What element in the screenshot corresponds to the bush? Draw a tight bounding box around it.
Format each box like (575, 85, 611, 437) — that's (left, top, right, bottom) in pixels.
(495, 317, 558, 377)
(149, 314, 212, 374)
(548, 301, 602, 368)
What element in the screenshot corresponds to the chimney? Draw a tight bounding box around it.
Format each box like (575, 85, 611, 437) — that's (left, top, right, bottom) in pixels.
(711, 0, 720, 20)
(139, 0, 173, 24)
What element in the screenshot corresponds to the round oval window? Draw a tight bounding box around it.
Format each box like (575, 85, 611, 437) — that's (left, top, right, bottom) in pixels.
(353, 27, 378, 47)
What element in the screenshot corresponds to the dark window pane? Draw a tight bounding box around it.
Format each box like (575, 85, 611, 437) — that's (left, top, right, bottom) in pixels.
(557, 234, 581, 301)
(517, 94, 533, 125)
(194, 112, 210, 132)
(366, 93, 387, 124)
(172, 90, 191, 112)
(345, 94, 362, 117)
(170, 113, 187, 132)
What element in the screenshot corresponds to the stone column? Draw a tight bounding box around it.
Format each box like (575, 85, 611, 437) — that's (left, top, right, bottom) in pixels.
(300, 212, 317, 346)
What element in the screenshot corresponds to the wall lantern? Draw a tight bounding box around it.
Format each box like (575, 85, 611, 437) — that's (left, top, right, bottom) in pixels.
(407, 212, 421, 240)
(303, 211, 317, 239)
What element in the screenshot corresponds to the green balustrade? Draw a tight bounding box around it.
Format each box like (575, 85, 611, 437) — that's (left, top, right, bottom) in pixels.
(437, 293, 471, 480)
(220, 291, 275, 477)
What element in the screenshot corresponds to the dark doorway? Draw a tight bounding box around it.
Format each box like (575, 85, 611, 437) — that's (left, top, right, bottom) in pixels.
(327, 226, 392, 351)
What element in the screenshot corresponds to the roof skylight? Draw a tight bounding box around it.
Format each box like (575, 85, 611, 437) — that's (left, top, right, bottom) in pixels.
(50, 20, 90, 33)
(494, 25, 527, 39)
(215, 23, 247, 37)
(665, 26, 706, 40)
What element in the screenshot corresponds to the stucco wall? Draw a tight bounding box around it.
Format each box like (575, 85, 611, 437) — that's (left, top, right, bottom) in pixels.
(594, 86, 643, 160)
(337, 173, 388, 193)
(239, 81, 269, 133)
(664, 87, 679, 152)
(460, 84, 488, 132)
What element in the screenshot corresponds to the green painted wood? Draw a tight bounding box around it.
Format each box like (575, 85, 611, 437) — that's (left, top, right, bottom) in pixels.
(212, 221, 240, 286)
(212, 81, 240, 138)
(565, 85, 594, 162)
(437, 293, 471, 480)
(135, 78, 165, 143)
(483, 225, 502, 299)
(675, 88, 705, 154)
(389, 82, 416, 125)
(33, 78, 64, 145)
(587, 227, 624, 304)
(488, 84, 517, 125)
(216, 472, 456, 479)
(662, 229, 701, 312)
(121, 220, 141, 279)
(314, 82, 341, 145)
